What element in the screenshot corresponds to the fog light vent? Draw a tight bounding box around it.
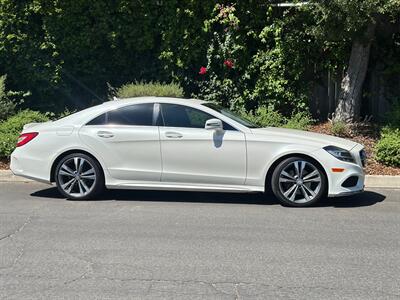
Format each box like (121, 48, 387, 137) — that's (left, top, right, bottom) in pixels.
(359, 149, 367, 167)
(342, 176, 359, 188)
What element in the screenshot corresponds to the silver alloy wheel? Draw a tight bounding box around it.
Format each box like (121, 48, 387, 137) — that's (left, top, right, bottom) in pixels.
(278, 160, 322, 204)
(57, 157, 96, 197)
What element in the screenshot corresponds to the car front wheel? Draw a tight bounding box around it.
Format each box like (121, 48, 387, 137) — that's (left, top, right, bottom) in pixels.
(271, 157, 327, 207)
(55, 153, 104, 200)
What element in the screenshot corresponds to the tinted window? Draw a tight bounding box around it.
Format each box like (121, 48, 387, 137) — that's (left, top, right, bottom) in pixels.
(160, 104, 236, 130)
(87, 113, 106, 125)
(87, 103, 154, 126)
(202, 103, 259, 128)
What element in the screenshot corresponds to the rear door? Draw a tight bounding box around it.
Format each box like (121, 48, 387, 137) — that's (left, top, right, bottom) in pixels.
(79, 103, 162, 181)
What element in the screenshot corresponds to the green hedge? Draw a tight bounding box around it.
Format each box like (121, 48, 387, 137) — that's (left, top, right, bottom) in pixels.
(375, 127, 400, 167)
(0, 110, 49, 158)
(115, 82, 184, 98)
(240, 106, 313, 130)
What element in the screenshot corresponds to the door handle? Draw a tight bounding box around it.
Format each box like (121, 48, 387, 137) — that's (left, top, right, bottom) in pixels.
(165, 131, 183, 139)
(97, 131, 114, 138)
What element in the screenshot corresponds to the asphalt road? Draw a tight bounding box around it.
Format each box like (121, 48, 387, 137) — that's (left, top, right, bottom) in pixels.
(0, 182, 399, 299)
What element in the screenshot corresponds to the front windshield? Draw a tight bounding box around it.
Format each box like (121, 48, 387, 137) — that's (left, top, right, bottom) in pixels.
(203, 103, 260, 128)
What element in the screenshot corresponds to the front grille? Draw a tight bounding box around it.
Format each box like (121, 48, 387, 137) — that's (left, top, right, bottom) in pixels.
(359, 149, 367, 167)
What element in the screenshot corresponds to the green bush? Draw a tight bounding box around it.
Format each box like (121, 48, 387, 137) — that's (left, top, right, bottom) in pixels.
(0, 110, 49, 158)
(193, 4, 309, 113)
(0, 75, 17, 121)
(331, 121, 349, 137)
(284, 111, 314, 130)
(239, 106, 312, 130)
(375, 127, 400, 167)
(115, 82, 184, 99)
(251, 106, 286, 128)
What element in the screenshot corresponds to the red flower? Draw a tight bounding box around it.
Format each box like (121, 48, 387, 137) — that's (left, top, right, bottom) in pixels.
(224, 59, 234, 69)
(199, 66, 207, 75)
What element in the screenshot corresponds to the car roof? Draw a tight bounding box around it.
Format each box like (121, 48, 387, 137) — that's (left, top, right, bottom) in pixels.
(53, 97, 207, 125)
(101, 97, 206, 108)
(53, 96, 251, 133)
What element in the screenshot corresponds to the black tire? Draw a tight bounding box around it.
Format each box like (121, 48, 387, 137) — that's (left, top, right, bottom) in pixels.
(271, 156, 327, 207)
(55, 153, 104, 200)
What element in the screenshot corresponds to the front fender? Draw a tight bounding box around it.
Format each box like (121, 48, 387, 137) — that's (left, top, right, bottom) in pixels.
(245, 142, 322, 187)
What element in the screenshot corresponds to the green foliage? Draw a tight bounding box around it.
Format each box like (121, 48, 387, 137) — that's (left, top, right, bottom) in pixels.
(0, 75, 30, 121)
(0, 110, 49, 158)
(0, 133, 15, 160)
(330, 121, 350, 137)
(0, 1, 62, 109)
(194, 4, 243, 109)
(385, 101, 400, 127)
(239, 106, 313, 130)
(0, 0, 170, 110)
(0, 0, 399, 124)
(307, 0, 399, 40)
(284, 111, 314, 130)
(0, 75, 16, 121)
(241, 9, 313, 113)
(248, 106, 286, 128)
(375, 127, 400, 167)
(115, 82, 184, 98)
(191, 3, 313, 113)
(45, 108, 76, 121)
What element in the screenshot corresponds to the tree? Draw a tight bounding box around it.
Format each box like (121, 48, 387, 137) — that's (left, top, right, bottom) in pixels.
(307, 0, 400, 122)
(0, 0, 62, 109)
(0, 0, 170, 111)
(334, 19, 376, 122)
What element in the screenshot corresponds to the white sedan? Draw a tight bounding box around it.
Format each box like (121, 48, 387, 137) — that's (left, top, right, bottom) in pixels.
(10, 97, 366, 207)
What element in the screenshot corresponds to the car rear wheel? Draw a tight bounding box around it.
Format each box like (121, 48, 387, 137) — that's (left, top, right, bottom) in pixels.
(55, 153, 104, 200)
(271, 156, 327, 207)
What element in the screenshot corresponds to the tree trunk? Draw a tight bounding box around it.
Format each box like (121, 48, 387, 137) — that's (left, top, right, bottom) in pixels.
(333, 22, 376, 123)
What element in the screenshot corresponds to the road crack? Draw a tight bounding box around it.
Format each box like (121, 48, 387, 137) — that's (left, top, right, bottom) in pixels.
(234, 283, 241, 299)
(0, 216, 32, 242)
(0, 216, 33, 272)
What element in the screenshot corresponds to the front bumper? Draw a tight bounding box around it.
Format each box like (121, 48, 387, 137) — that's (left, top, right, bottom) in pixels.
(329, 187, 364, 198)
(313, 144, 365, 197)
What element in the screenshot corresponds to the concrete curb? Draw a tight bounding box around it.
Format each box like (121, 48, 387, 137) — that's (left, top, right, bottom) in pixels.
(364, 175, 400, 189)
(1, 169, 399, 189)
(0, 170, 33, 183)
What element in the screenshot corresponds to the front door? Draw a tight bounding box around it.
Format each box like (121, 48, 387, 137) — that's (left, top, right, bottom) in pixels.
(158, 103, 246, 185)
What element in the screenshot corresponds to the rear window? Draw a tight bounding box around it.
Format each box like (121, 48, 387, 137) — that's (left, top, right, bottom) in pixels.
(87, 103, 154, 126)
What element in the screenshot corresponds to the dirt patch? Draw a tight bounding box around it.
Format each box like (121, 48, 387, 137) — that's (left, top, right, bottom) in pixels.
(0, 158, 9, 170)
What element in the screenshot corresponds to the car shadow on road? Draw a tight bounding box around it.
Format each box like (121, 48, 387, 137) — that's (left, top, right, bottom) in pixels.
(31, 187, 386, 208)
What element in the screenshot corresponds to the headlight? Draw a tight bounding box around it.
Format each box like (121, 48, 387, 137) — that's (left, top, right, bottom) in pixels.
(323, 146, 355, 163)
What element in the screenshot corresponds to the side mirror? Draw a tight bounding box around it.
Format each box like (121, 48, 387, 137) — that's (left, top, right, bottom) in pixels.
(205, 118, 223, 131)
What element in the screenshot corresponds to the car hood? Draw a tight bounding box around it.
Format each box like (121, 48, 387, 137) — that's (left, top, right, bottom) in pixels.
(251, 127, 359, 151)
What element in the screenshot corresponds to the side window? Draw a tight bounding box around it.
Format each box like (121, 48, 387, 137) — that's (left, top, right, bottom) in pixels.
(87, 103, 154, 126)
(160, 104, 236, 130)
(87, 113, 106, 125)
(161, 104, 211, 128)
